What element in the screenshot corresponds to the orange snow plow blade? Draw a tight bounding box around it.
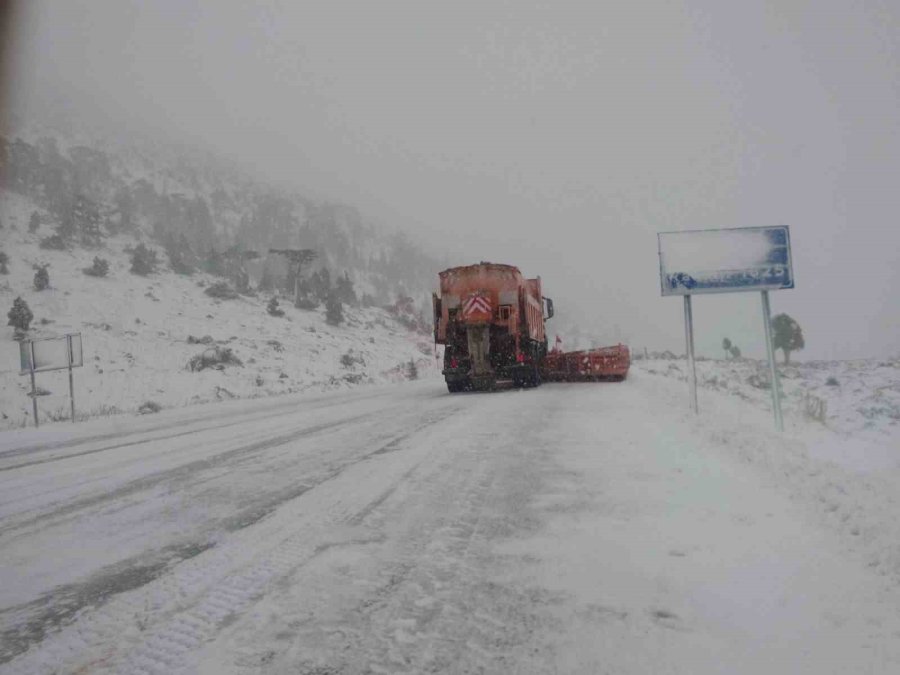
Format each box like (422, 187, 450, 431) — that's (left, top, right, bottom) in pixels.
(541, 344, 630, 382)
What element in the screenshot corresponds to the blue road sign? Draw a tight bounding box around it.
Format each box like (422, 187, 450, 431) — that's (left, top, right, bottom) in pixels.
(658, 226, 794, 296)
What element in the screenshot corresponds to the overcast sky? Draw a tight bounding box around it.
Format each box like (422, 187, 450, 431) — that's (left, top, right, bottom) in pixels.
(6, 0, 900, 360)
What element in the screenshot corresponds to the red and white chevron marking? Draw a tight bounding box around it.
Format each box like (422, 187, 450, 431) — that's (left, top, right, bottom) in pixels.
(462, 295, 492, 317)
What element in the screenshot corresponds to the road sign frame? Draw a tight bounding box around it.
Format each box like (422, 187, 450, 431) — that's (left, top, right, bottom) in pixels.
(19, 333, 83, 427)
(658, 227, 793, 431)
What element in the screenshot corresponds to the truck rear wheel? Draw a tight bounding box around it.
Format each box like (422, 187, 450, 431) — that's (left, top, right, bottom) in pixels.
(446, 379, 468, 393)
(518, 364, 541, 388)
(529, 364, 542, 388)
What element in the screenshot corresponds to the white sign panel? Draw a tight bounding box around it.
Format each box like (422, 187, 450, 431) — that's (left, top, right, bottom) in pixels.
(658, 226, 793, 296)
(20, 333, 83, 374)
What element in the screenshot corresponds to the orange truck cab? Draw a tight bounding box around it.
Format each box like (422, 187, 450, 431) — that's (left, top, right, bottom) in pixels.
(433, 262, 554, 392)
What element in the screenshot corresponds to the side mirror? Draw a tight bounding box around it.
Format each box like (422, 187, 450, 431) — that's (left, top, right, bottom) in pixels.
(544, 297, 554, 320)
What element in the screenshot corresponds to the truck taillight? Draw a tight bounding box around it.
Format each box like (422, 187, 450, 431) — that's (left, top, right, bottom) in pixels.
(450, 358, 459, 368)
(516, 353, 524, 363)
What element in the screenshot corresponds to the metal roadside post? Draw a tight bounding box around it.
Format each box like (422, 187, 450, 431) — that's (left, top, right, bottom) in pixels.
(683, 294, 698, 413)
(67, 334, 76, 423)
(28, 342, 39, 427)
(658, 226, 794, 431)
(760, 291, 783, 431)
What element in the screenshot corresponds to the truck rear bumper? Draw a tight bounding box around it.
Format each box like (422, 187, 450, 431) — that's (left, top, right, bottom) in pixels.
(441, 369, 470, 383)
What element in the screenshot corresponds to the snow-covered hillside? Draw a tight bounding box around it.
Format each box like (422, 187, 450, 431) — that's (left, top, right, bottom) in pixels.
(1, 125, 445, 318)
(0, 190, 439, 429)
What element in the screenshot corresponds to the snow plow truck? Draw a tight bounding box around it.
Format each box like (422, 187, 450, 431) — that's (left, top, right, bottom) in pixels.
(433, 262, 630, 392)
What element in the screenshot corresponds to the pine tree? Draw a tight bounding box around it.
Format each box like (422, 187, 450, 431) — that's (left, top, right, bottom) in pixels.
(313, 268, 331, 302)
(28, 211, 40, 233)
(0, 250, 8, 275)
(204, 247, 225, 276)
(258, 262, 274, 292)
(7, 297, 33, 332)
(336, 271, 357, 305)
(33, 265, 49, 291)
(130, 243, 158, 275)
(114, 186, 135, 232)
(267, 296, 285, 317)
(325, 293, 343, 325)
(771, 313, 805, 364)
(83, 257, 110, 277)
(61, 194, 103, 246)
(164, 231, 195, 275)
(722, 337, 732, 359)
(56, 205, 77, 241)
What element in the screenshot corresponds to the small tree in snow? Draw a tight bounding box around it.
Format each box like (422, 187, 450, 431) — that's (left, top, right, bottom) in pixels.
(28, 211, 40, 233)
(771, 313, 805, 364)
(729, 344, 741, 359)
(0, 251, 8, 275)
(267, 296, 285, 317)
(130, 243, 158, 275)
(7, 297, 33, 333)
(722, 337, 732, 359)
(336, 271, 357, 306)
(83, 256, 110, 277)
(33, 265, 49, 291)
(407, 359, 418, 380)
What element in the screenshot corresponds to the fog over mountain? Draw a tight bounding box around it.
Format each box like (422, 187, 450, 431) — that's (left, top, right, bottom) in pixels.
(5, 0, 900, 359)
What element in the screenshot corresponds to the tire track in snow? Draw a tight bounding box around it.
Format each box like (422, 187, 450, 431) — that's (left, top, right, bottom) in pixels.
(0, 402, 464, 673)
(0, 413, 375, 538)
(221, 390, 563, 675)
(0, 388, 397, 471)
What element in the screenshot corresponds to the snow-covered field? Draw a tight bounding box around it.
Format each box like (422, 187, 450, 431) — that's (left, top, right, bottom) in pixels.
(0, 190, 438, 429)
(635, 356, 900, 465)
(1, 358, 899, 674)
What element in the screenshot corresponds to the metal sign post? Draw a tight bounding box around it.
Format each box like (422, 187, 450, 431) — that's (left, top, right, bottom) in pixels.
(19, 333, 83, 427)
(29, 343, 39, 428)
(760, 291, 784, 431)
(67, 334, 76, 423)
(683, 295, 698, 413)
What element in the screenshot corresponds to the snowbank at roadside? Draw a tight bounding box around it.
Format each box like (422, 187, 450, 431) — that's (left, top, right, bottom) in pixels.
(629, 363, 900, 591)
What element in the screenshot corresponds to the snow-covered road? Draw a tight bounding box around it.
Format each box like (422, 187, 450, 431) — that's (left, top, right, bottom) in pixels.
(2, 371, 900, 674)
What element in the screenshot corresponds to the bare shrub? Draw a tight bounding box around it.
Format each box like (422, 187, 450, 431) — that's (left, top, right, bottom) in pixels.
(138, 401, 162, 414)
(803, 392, 827, 424)
(205, 281, 239, 299)
(39, 234, 67, 250)
(340, 350, 365, 368)
(188, 346, 242, 371)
